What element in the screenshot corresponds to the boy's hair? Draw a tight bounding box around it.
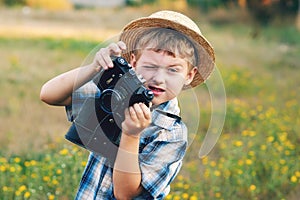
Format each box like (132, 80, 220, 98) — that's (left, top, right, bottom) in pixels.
(132, 28, 197, 70)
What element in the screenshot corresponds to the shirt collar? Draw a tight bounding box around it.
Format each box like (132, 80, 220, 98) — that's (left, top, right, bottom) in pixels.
(151, 98, 181, 130)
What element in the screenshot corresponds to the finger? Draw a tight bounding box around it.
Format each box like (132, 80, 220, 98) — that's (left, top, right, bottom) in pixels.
(99, 48, 114, 68)
(95, 48, 112, 69)
(108, 43, 122, 57)
(117, 41, 127, 51)
(129, 106, 138, 121)
(124, 108, 130, 118)
(140, 103, 151, 120)
(133, 103, 144, 120)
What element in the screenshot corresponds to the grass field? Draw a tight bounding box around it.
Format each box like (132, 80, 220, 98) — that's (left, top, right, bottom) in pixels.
(0, 6, 299, 200)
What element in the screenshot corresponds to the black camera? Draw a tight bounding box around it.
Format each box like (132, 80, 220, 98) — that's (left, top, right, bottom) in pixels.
(65, 57, 154, 164)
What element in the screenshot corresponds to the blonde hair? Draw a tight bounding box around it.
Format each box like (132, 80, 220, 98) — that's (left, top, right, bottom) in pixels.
(132, 28, 197, 69)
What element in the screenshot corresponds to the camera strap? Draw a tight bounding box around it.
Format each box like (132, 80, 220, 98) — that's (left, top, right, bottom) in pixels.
(155, 109, 181, 123)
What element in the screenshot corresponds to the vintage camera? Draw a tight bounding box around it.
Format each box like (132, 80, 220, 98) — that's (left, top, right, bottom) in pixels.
(65, 57, 154, 164)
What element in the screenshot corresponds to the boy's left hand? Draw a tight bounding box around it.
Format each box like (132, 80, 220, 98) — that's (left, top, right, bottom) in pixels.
(121, 103, 152, 136)
(92, 41, 126, 70)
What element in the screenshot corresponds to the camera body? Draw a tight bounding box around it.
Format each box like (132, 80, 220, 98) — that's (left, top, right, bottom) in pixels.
(92, 57, 154, 144)
(65, 57, 153, 163)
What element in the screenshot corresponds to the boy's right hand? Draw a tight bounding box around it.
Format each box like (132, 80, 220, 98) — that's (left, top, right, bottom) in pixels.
(121, 103, 152, 136)
(92, 41, 127, 71)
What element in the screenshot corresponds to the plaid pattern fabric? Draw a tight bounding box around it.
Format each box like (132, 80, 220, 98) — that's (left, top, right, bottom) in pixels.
(66, 81, 188, 199)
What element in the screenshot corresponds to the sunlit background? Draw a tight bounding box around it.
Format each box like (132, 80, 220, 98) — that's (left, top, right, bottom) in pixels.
(0, 0, 299, 199)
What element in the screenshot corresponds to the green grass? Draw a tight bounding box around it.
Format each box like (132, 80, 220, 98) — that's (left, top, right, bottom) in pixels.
(0, 12, 300, 199)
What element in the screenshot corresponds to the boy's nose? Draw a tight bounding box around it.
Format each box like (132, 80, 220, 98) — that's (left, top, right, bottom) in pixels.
(151, 69, 165, 85)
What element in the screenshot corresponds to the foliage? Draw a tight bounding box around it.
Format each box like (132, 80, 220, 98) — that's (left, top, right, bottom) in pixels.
(187, 0, 227, 10)
(126, 0, 157, 6)
(246, 0, 299, 25)
(0, 0, 25, 6)
(0, 145, 88, 199)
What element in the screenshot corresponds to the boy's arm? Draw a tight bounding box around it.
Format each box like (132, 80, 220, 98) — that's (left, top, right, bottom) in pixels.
(113, 134, 143, 199)
(113, 103, 151, 199)
(40, 41, 126, 106)
(40, 64, 99, 106)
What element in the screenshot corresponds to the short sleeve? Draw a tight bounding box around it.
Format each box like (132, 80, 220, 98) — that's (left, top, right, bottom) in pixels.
(139, 124, 187, 198)
(65, 81, 100, 122)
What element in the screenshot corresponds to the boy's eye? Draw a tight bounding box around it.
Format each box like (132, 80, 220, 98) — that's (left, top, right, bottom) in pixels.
(143, 65, 158, 70)
(168, 67, 179, 73)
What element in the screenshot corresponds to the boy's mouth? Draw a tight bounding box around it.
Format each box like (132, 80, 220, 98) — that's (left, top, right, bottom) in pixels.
(148, 85, 165, 96)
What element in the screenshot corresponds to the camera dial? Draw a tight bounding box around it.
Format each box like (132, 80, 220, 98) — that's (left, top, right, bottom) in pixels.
(116, 57, 130, 68)
(143, 90, 154, 101)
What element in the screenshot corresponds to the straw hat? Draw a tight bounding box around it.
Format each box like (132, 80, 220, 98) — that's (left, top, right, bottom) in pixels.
(119, 10, 215, 87)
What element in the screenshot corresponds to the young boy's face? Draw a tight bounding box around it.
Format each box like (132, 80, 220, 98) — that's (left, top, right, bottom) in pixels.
(130, 49, 197, 105)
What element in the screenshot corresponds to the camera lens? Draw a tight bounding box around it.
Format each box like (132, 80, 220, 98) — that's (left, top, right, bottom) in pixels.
(100, 89, 122, 113)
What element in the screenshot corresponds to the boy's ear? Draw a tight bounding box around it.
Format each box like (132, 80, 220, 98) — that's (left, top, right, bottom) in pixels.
(185, 67, 198, 85)
(129, 54, 137, 68)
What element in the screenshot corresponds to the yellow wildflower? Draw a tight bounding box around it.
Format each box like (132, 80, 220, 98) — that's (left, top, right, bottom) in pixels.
(234, 140, 243, 147)
(24, 191, 31, 198)
(14, 157, 21, 163)
(24, 161, 31, 167)
(9, 166, 16, 172)
(48, 194, 55, 200)
(19, 185, 27, 192)
(248, 151, 255, 157)
(290, 176, 297, 183)
(43, 176, 50, 182)
(201, 156, 208, 165)
(0, 165, 6, 172)
(165, 194, 172, 199)
(59, 148, 69, 156)
(30, 160, 37, 166)
(182, 193, 189, 199)
(245, 159, 253, 165)
(215, 192, 221, 198)
(2, 186, 9, 192)
(214, 170, 221, 177)
(183, 184, 189, 190)
(52, 179, 59, 185)
(249, 184, 256, 191)
(260, 144, 267, 150)
(173, 195, 181, 200)
(81, 161, 87, 166)
(210, 161, 217, 167)
(267, 136, 274, 143)
(15, 190, 21, 196)
(189, 195, 198, 200)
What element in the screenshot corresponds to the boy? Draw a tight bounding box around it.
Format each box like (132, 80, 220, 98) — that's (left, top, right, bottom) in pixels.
(40, 10, 215, 199)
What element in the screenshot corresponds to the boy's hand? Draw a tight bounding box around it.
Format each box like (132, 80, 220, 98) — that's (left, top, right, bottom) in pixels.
(92, 41, 126, 71)
(121, 103, 152, 136)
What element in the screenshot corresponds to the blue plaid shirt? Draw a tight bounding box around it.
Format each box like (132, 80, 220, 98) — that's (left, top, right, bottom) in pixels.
(66, 81, 188, 199)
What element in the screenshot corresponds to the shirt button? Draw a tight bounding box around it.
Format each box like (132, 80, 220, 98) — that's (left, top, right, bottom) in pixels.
(102, 187, 107, 192)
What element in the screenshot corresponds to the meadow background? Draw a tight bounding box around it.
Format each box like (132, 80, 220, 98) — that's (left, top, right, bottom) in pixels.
(0, 0, 299, 199)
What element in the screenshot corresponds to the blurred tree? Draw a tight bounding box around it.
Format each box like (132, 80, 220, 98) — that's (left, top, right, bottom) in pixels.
(186, 0, 228, 11)
(1, 0, 25, 6)
(245, 0, 298, 25)
(126, 0, 156, 6)
(297, 0, 300, 30)
(237, 0, 299, 38)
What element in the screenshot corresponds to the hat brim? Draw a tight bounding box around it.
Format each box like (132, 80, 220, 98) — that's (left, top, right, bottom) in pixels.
(120, 17, 215, 87)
